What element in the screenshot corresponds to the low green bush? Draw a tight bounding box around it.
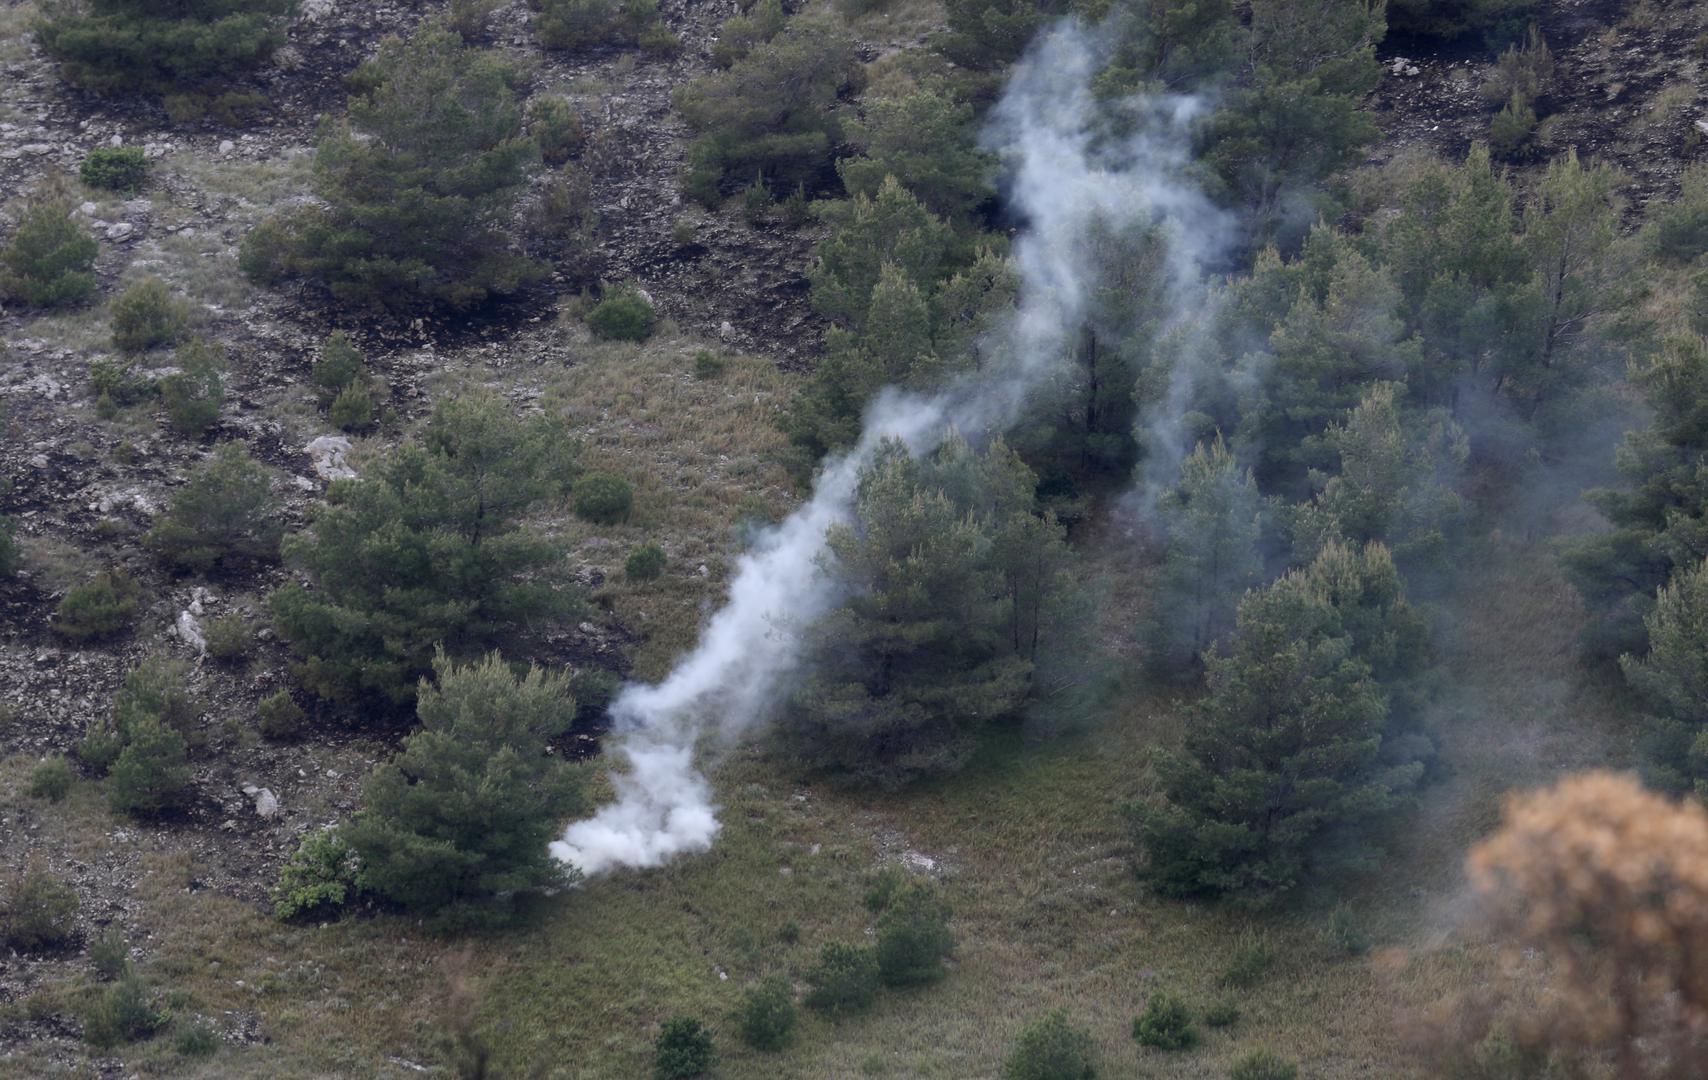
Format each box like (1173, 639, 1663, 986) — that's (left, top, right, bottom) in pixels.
(804, 941, 879, 1015)
(1, 864, 79, 951)
(1220, 933, 1276, 988)
(1133, 991, 1197, 1051)
(90, 927, 130, 979)
(874, 880, 953, 986)
(692, 349, 725, 379)
(586, 284, 656, 341)
(573, 471, 634, 524)
(1203, 998, 1240, 1029)
(80, 147, 150, 194)
(530, 96, 585, 166)
(1, 190, 98, 309)
(273, 828, 357, 921)
(311, 332, 366, 398)
(107, 716, 192, 816)
(27, 757, 75, 802)
(1229, 1048, 1299, 1080)
(81, 973, 164, 1049)
(1003, 1009, 1097, 1080)
(110, 277, 187, 354)
(257, 690, 307, 741)
(204, 614, 252, 663)
(160, 338, 225, 436)
(330, 382, 375, 432)
(625, 541, 667, 581)
(653, 1014, 714, 1079)
(54, 570, 141, 642)
(736, 975, 795, 1051)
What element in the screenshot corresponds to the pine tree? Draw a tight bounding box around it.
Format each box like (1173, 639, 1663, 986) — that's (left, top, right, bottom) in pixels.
(1621, 557, 1708, 799)
(809, 178, 955, 330)
(35, 0, 295, 98)
(345, 652, 583, 925)
(1145, 436, 1265, 673)
(785, 436, 1070, 785)
(0, 186, 98, 309)
(242, 20, 542, 312)
(837, 85, 993, 223)
(145, 443, 281, 573)
(1561, 333, 1708, 659)
(270, 391, 577, 708)
(1292, 382, 1469, 574)
(1136, 542, 1424, 902)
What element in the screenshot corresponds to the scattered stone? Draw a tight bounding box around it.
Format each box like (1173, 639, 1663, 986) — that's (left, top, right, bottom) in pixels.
(253, 789, 281, 820)
(219, 139, 235, 154)
(105, 222, 135, 242)
(19, 143, 53, 156)
(176, 608, 207, 655)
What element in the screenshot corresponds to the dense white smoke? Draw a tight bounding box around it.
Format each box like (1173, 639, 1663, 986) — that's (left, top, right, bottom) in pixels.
(551, 20, 1225, 876)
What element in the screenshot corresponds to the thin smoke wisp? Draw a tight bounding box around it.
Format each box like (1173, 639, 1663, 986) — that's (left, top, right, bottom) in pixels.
(551, 19, 1226, 876)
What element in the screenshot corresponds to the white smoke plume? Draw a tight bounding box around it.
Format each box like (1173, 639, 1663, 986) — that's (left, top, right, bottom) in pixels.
(551, 19, 1225, 876)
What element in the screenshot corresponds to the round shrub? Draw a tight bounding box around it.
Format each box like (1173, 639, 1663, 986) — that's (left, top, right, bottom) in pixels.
(530, 96, 585, 166)
(874, 880, 953, 986)
(1, 864, 79, 951)
(203, 614, 252, 664)
(110, 276, 186, 354)
(692, 349, 726, 379)
(573, 472, 634, 524)
(625, 540, 666, 581)
(736, 975, 795, 1051)
(160, 338, 225, 437)
(1229, 1049, 1299, 1080)
(1004, 1009, 1097, 1080)
(804, 941, 879, 1015)
(107, 715, 191, 817)
(81, 973, 163, 1049)
(54, 570, 141, 642)
(27, 757, 75, 802)
(330, 381, 376, 432)
(273, 828, 356, 920)
(1133, 991, 1197, 1051)
(257, 690, 307, 741)
(1, 192, 98, 309)
(90, 927, 130, 979)
(586, 284, 657, 341)
(311, 331, 366, 398)
(1203, 998, 1240, 1029)
(654, 1015, 713, 1080)
(80, 147, 149, 194)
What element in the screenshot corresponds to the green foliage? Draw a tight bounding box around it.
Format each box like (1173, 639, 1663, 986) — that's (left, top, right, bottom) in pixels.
(329, 381, 376, 432)
(1, 864, 78, 951)
(80, 146, 149, 194)
(35, 0, 294, 98)
(786, 436, 1076, 785)
(675, 18, 861, 202)
(1386, 0, 1533, 40)
(345, 653, 583, 924)
(1145, 436, 1264, 673)
(654, 1015, 714, 1079)
(874, 880, 954, 986)
(1649, 164, 1708, 265)
(244, 20, 543, 312)
(810, 178, 953, 330)
(692, 350, 725, 379)
(273, 828, 358, 920)
(448, 0, 501, 40)
(257, 690, 307, 741)
(1481, 26, 1553, 109)
(572, 471, 634, 524)
(1203, 999, 1241, 1028)
(311, 332, 366, 398)
(838, 85, 992, 222)
(271, 391, 577, 707)
(0, 515, 16, 579)
(1135, 542, 1426, 903)
(81, 657, 198, 774)
(804, 941, 880, 1014)
(1219, 932, 1276, 987)
(586, 284, 657, 341)
(1003, 1009, 1097, 1080)
(1229, 1049, 1299, 1080)
(1291, 382, 1468, 573)
(1201, 0, 1382, 245)
(937, 0, 1066, 74)
(529, 96, 585, 166)
(81, 973, 164, 1049)
(1, 188, 98, 309)
(54, 569, 141, 642)
(1132, 991, 1197, 1050)
(111, 277, 188, 354)
(145, 443, 280, 572)
(710, 0, 784, 68)
(533, 0, 674, 52)
(90, 928, 130, 979)
(27, 757, 75, 802)
(1622, 557, 1708, 799)
(1563, 333, 1708, 660)
(1323, 904, 1370, 955)
(107, 715, 193, 816)
(1488, 92, 1536, 160)
(1098, 0, 1239, 93)
(625, 540, 667, 582)
(736, 975, 795, 1051)
(160, 338, 225, 436)
(173, 1018, 220, 1057)
(203, 614, 252, 663)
